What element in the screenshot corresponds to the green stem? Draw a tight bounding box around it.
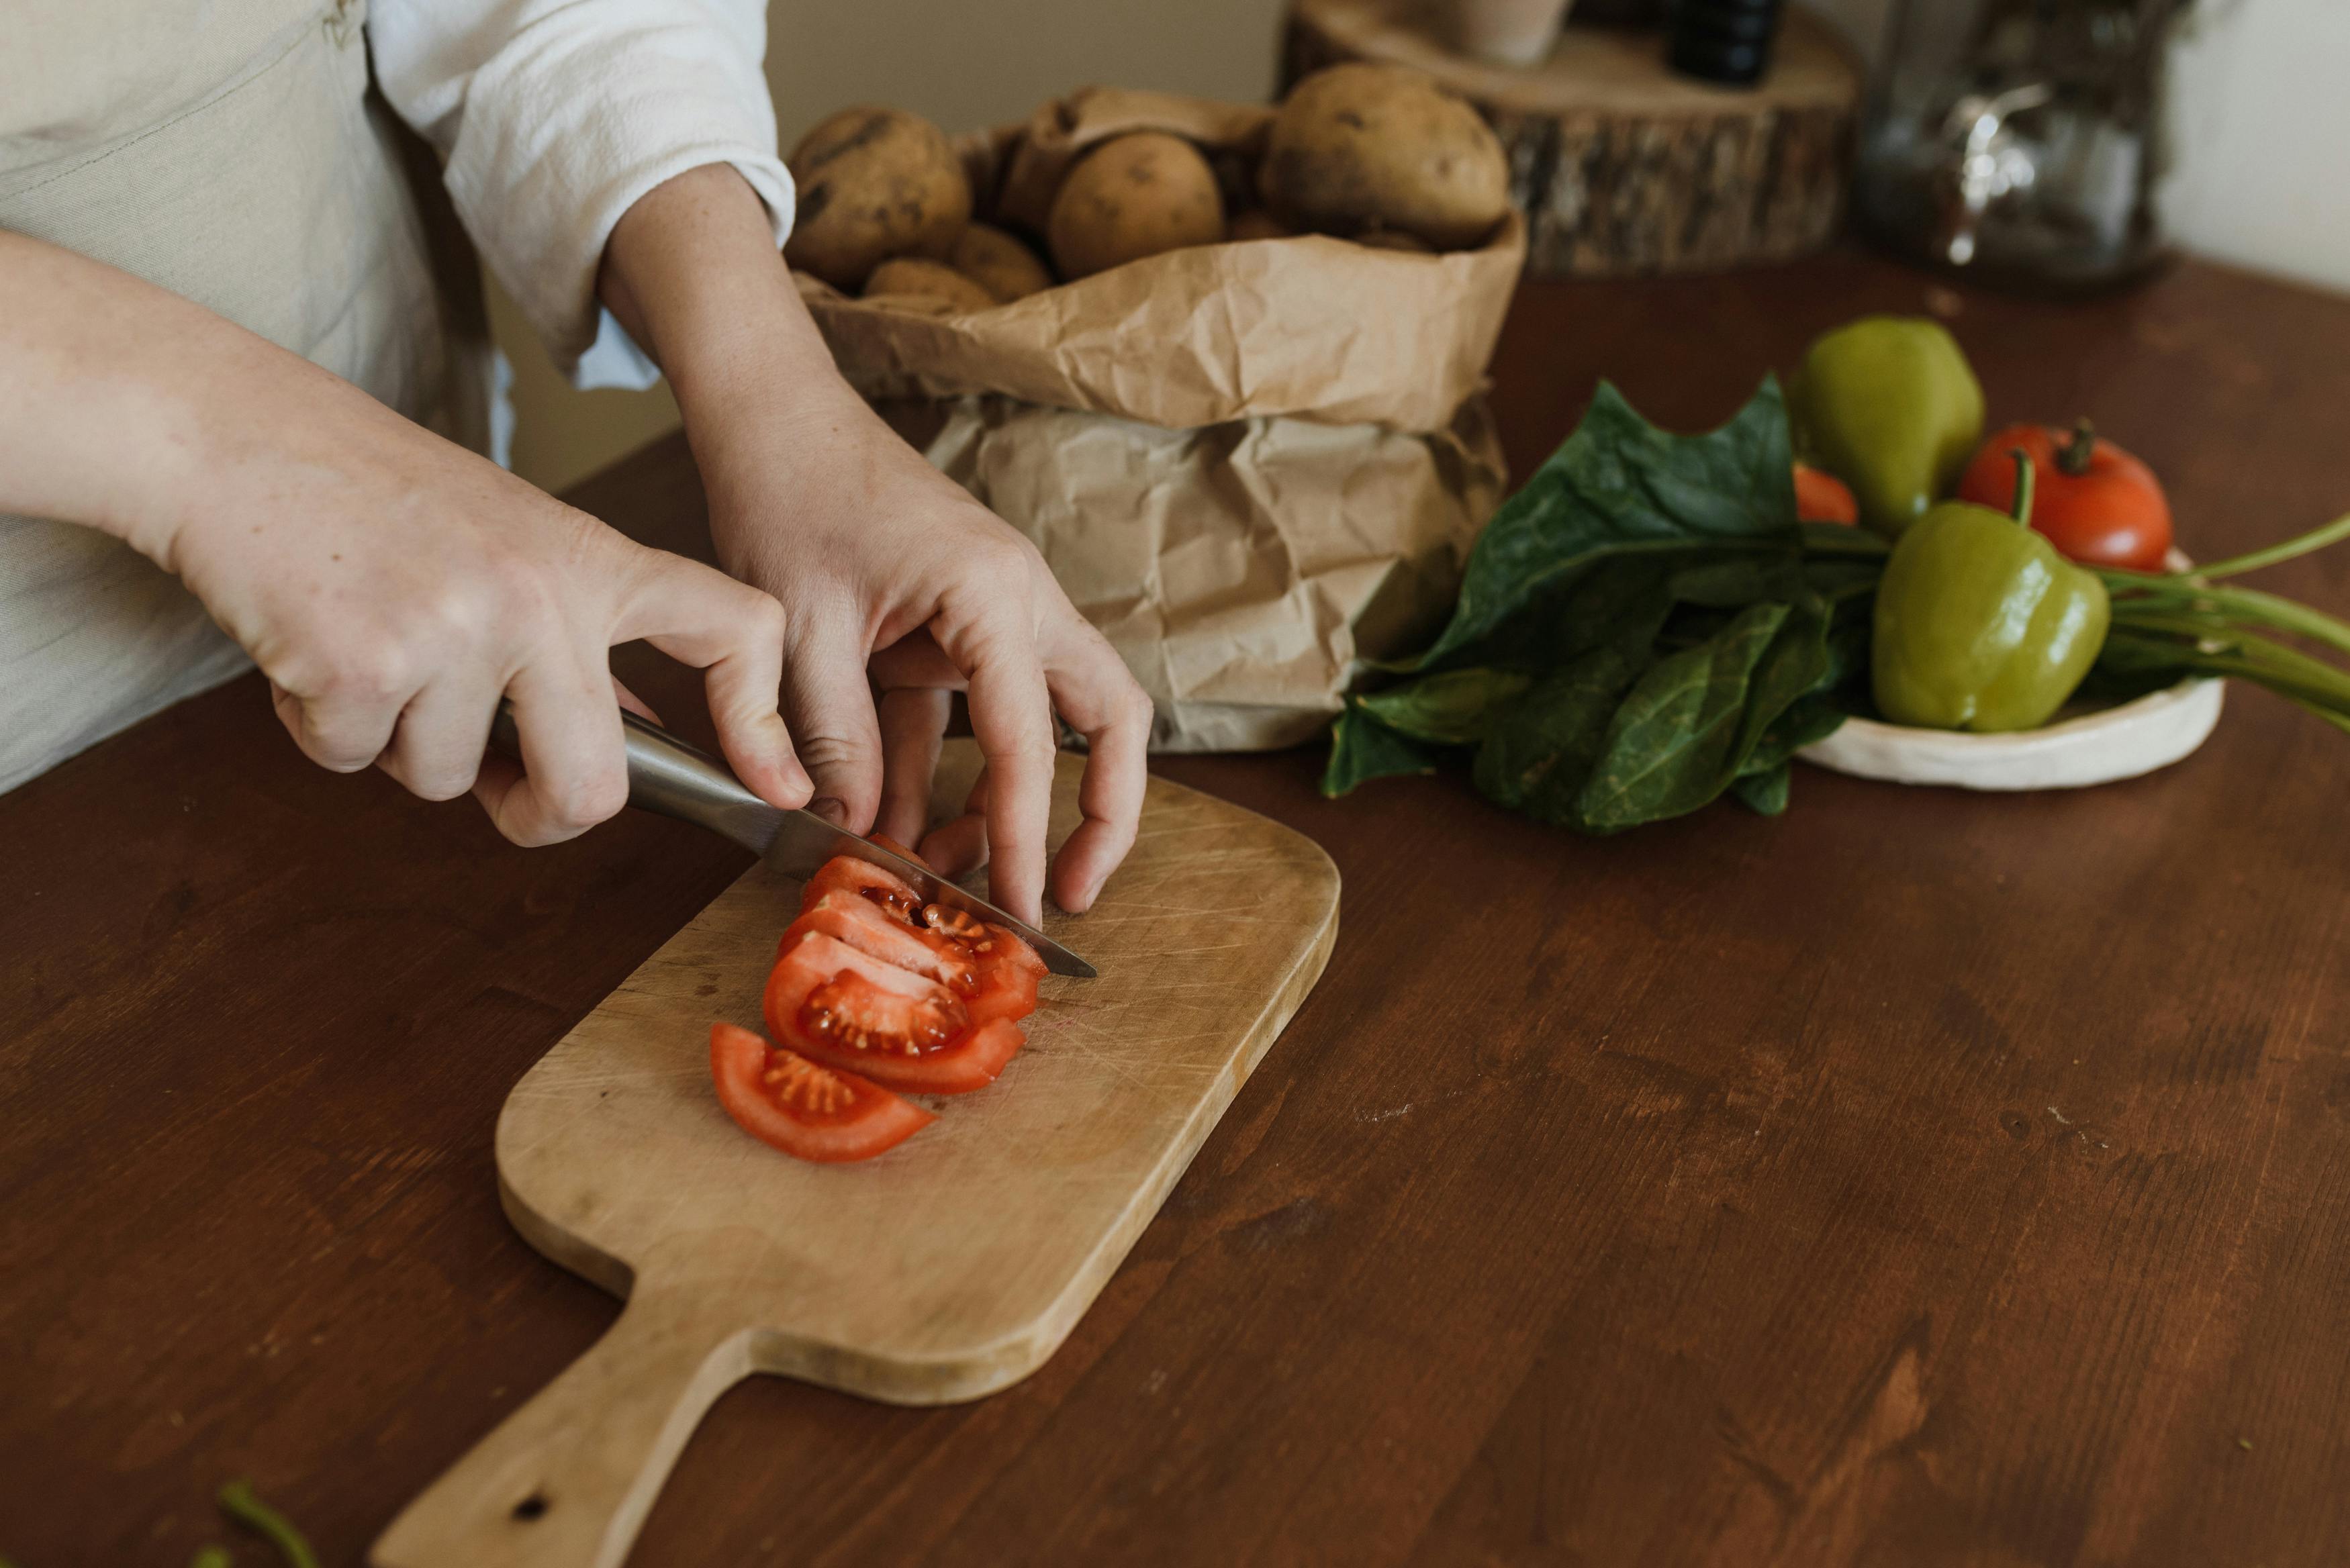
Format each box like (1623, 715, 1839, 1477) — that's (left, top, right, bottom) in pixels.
(218, 1482, 318, 1568)
(191, 1549, 234, 1568)
(1800, 522, 1892, 557)
(2106, 626, 2350, 716)
(2186, 511, 2350, 581)
(2008, 450, 2036, 526)
(2110, 579, 2350, 658)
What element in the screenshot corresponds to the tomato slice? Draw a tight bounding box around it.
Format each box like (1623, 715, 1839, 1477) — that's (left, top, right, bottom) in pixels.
(794, 856, 1047, 1021)
(708, 1022, 933, 1163)
(767, 932, 970, 1052)
(767, 931, 1028, 1094)
(790, 891, 980, 994)
(921, 901, 1047, 981)
(802, 857, 923, 922)
(792, 1014, 1027, 1096)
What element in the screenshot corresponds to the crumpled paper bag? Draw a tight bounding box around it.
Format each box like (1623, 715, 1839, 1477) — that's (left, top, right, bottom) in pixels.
(797, 87, 1525, 750)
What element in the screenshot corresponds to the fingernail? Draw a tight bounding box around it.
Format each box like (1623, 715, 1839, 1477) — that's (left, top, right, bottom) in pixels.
(810, 796, 847, 826)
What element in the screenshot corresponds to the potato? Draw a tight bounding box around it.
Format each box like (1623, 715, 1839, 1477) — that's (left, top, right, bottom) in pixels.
(1260, 64, 1510, 251)
(951, 223, 1054, 301)
(1047, 132, 1227, 280)
(1227, 209, 1293, 242)
(861, 257, 999, 314)
(784, 107, 971, 290)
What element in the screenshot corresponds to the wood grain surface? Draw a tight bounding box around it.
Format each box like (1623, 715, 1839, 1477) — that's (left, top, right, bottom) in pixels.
(373, 746, 1337, 1567)
(6, 250, 2350, 1566)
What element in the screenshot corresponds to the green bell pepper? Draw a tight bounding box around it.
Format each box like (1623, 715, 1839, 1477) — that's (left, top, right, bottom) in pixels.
(1873, 456, 2111, 732)
(1790, 315, 1985, 538)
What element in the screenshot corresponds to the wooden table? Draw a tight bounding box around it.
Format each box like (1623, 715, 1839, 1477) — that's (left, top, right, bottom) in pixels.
(7, 250, 2350, 1566)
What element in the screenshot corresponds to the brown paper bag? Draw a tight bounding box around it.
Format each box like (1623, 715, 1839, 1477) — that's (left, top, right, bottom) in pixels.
(797, 89, 1524, 750)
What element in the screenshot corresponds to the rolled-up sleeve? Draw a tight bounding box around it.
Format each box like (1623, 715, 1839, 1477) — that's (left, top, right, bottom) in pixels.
(369, 0, 794, 381)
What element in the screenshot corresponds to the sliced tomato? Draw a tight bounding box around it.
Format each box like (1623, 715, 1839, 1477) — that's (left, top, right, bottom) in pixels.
(766, 932, 970, 1055)
(795, 856, 1047, 1022)
(790, 891, 980, 993)
(965, 961, 1038, 1028)
(708, 1022, 933, 1163)
(921, 902, 1047, 981)
(802, 856, 923, 922)
(792, 1014, 1027, 1096)
(767, 932, 1028, 1095)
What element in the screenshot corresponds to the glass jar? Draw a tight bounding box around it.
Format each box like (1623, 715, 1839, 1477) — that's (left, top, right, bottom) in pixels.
(1853, 0, 2189, 291)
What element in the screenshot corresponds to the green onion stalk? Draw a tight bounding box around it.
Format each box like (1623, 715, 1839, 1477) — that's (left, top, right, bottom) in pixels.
(2090, 511, 2350, 727)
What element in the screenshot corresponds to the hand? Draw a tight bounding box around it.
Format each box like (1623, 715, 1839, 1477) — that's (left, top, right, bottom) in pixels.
(604, 166, 1152, 924)
(0, 230, 808, 844)
(174, 406, 811, 846)
(705, 399, 1151, 925)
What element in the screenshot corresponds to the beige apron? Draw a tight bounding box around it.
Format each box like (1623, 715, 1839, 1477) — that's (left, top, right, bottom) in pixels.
(0, 0, 491, 793)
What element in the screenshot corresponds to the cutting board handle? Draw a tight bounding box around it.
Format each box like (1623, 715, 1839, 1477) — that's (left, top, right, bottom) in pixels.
(371, 1266, 750, 1568)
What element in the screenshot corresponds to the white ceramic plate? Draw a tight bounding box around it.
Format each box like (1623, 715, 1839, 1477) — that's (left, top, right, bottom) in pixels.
(1797, 548, 2226, 791)
(1797, 677, 2224, 791)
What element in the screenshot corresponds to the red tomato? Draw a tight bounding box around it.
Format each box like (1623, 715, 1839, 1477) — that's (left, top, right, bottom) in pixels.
(792, 891, 980, 993)
(708, 1022, 933, 1163)
(769, 932, 970, 1051)
(765, 932, 1026, 1094)
(793, 1014, 1027, 1097)
(795, 856, 1047, 1019)
(1793, 462, 1859, 526)
(1957, 421, 2173, 571)
(804, 856, 923, 922)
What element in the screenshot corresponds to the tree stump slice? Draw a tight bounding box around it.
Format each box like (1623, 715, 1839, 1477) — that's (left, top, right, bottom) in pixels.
(1282, 0, 1863, 277)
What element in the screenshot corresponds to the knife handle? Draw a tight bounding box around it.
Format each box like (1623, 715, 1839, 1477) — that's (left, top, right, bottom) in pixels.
(488, 699, 778, 855)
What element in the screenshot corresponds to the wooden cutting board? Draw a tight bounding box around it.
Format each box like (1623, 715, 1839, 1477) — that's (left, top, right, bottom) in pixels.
(372, 743, 1340, 1568)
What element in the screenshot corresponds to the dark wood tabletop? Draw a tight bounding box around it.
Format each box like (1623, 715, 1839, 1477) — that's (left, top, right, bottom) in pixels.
(9, 248, 2350, 1568)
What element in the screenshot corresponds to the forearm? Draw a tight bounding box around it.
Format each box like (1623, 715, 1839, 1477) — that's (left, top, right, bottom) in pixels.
(0, 230, 398, 568)
(598, 164, 859, 460)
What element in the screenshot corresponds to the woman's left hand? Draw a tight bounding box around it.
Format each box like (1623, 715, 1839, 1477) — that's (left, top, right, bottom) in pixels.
(602, 164, 1152, 927)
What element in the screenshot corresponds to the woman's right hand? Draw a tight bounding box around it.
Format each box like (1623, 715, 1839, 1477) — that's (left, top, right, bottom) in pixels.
(0, 232, 808, 842)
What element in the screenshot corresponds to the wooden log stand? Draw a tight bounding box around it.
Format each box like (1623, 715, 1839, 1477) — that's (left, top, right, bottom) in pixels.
(1282, 0, 1863, 277)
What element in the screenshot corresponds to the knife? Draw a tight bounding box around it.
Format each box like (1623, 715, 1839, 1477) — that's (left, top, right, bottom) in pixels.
(489, 702, 1096, 979)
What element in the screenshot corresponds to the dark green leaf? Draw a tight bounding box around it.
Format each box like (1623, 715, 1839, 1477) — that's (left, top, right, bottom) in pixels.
(1355, 667, 1530, 745)
(1744, 690, 1848, 775)
(1730, 761, 1793, 815)
(1413, 379, 1801, 671)
(1571, 591, 1833, 832)
(1668, 554, 1807, 609)
(1321, 703, 1443, 797)
(1472, 634, 1658, 818)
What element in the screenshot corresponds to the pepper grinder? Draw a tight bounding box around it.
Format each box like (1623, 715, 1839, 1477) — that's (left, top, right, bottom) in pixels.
(1668, 0, 1786, 87)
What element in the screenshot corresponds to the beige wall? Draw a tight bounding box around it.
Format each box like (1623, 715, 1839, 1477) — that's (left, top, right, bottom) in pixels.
(497, 0, 2350, 495)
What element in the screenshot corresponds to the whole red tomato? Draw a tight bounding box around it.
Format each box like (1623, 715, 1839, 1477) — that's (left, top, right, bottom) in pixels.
(1957, 420, 2173, 571)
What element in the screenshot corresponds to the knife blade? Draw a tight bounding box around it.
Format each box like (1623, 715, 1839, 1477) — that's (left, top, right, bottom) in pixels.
(489, 703, 1096, 979)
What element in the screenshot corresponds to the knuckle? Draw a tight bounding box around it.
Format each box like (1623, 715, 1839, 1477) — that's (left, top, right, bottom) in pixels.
(550, 767, 629, 830)
(796, 732, 877, 778)
(968, 533, 1035, 583)
(320, 650, 409, 709)
(740, 587, 789, 644)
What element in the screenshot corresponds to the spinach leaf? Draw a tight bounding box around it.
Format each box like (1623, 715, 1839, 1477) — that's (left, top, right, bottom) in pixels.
(1321, 702, 1444, 797)
(1356, 667, 1531, 744)
(1729, 762, 1793, 816)
(1415, 378, 1799, 671)
(1570, 598, 1826, 832)
(1324, 377, 1876, 832)
(1472, 634, 1660, 818)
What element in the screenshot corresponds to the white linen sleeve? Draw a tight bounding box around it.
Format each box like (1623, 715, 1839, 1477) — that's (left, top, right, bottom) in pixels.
(368, 0, 795, 383)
